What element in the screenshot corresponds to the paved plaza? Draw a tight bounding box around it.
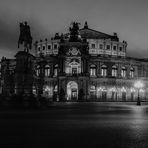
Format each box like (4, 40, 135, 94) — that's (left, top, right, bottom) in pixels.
(0, 102, 148, 148)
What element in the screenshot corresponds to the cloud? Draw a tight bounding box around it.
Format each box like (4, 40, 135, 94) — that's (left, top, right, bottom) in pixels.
(0, 0, 148, 59)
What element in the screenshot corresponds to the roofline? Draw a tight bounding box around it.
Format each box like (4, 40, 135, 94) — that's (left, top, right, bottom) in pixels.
(127, 56, 148, 62)
(80, 27, 114, 37)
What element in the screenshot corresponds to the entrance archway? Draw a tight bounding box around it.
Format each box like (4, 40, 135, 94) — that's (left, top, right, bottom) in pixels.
(67, 81, 78, 101)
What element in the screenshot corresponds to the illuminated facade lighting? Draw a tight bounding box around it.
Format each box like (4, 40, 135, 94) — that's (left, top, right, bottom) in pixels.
(1, 22, 148, 102)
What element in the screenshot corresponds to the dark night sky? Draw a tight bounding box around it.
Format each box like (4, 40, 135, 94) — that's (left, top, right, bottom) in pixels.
(0, 0, 148, 59)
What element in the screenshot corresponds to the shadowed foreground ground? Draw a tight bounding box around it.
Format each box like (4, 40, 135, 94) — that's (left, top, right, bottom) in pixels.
(0, 102, 148, 148)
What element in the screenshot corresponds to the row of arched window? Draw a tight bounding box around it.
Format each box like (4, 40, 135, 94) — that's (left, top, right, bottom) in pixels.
(36, 64, 134, 78)
(89, 85, 144, 101)
(36, 64, 58, 77)
(90, 65, 134, 78)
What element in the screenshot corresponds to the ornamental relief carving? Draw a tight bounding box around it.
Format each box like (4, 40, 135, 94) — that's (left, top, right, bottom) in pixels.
(66, 47, 81, 56)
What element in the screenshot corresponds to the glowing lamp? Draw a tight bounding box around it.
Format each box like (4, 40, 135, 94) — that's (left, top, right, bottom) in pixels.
(134, 81, 144, 106)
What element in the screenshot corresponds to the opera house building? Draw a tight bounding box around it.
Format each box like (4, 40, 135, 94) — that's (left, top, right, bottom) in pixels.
(1, 22, 148, 102)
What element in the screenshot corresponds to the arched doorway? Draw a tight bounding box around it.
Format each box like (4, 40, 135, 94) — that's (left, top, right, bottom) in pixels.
(67, 81, 78, 101)
(90, 85, 96, 100)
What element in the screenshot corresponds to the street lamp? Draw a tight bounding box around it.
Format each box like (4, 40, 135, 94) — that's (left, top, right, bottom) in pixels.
(134, 81, 144, 106)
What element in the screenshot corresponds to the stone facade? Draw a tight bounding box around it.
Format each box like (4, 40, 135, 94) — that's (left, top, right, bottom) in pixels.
(1, 22, 148, 102)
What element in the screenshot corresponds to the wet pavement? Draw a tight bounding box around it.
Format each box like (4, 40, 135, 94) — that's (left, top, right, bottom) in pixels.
(0, 102, 148, 148)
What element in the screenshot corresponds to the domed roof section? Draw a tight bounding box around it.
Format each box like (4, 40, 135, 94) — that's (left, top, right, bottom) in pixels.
(79, 21, 119, 41)
(62, 22, 119, 42)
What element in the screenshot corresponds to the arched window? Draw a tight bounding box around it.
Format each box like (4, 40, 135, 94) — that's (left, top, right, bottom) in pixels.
(90, 85, 96, 99)
(121, 66, 126, 77)
(90, 64, 96, 77)
(70, 60, 79, 75)
(130, 67, 134, 78)
(45, 65, 50, 77)
(101, 65, 107, 77)
(121, 87, 126, 101)
(36, 65, 40, 76)
(54, 64, 58, 76)
(112, 65, 117, 77)
(110, 87, 117, 101)
(43, 85, 53, 98)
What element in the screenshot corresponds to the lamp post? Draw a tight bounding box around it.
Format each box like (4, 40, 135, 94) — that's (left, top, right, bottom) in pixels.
(134, 81, 144, 106)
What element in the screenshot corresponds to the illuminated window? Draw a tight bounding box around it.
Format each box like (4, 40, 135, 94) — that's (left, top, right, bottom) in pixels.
(45, 65, 50, 77)
(90, 85, 96, 91)
(54, 85, 58, 92)
(121, 87, 126, 92)
(121, 67, 126, 77)
(44, 86, 53, 97)
(130, 67, 134, 78)
(54, 64, 58, 76)
(90, 85, 96, 99)
(36, 65, 40, 76)
(90, 65, 96, 77)
(130, 88, 135, 93)
(32, 85, 37, 95)
(112, 65, 117, 77)
(101, 65, 107, 77)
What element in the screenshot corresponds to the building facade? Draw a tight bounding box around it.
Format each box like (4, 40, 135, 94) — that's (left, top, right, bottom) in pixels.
(1, 22, 148, 102)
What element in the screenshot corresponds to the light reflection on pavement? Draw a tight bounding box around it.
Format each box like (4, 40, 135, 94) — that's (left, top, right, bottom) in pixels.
(0, 102, 148, 148)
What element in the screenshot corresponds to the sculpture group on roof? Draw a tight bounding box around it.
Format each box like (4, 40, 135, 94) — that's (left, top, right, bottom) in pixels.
(69, 22, 82, 42)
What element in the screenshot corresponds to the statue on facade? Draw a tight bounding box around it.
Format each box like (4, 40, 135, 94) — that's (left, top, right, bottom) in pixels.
(18, 21, 32, 53)
(69, 22, 81, 42)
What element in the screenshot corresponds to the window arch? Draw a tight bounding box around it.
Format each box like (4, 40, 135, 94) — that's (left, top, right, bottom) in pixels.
(90, 64, 96, 77)
(45, 65, 50, 77)
(130, 67, 134, 78)
(101, 65, 107, 77)
(69, 60, 80, 75)
(112, 65, 117, 77)
(90, 85, 96, 99)
(121, 66, 126, 77)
